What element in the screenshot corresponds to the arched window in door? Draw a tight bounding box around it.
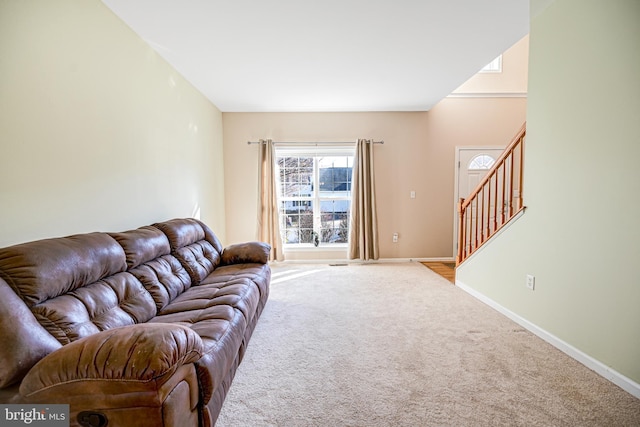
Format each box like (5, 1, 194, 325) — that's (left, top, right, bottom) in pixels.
(468, 154, 496, 170)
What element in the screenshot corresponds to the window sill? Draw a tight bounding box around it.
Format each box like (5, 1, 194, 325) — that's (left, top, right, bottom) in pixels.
(283, 244, 348, 261)
(284, 244, 348, 251)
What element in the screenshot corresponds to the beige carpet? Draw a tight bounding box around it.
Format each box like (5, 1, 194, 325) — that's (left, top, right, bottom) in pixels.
(216, 262, 640, 426)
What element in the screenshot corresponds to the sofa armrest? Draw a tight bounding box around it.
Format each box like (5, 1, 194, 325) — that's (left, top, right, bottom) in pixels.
(0, 277, 62, 389)
(220, 242, 271, 265)
(19, 323, 204, 398)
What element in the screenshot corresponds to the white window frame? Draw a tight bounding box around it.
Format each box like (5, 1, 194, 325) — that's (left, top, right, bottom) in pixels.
(276, 145, 354, 248)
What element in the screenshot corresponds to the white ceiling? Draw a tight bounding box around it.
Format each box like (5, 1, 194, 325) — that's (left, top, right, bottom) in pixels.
(101, 0, 530, 112)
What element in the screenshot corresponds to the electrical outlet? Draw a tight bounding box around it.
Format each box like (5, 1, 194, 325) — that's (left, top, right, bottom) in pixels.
(526, 274, 535, 290)
(392, 233, 398, 243)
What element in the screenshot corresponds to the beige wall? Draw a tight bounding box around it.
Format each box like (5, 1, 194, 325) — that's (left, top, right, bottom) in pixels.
(457, 0, 640, 386)
(223, 98, 526, 259)
(0, 0, 225, 247)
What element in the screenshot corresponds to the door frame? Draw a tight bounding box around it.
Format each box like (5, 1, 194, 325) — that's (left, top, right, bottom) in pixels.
(452, 146, 506, 259)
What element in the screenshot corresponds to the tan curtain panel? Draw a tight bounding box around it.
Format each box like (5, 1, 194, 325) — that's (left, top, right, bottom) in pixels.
(257, 139, 284, 261)
(348, 139, 379, 260)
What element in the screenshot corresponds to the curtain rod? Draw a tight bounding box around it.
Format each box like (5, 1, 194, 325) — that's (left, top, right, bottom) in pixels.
(247, 140, 384, 145)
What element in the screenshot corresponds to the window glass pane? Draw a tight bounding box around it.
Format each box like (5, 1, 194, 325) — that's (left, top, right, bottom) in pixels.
(320, 200, 350, 243)
(280, 200, 314, 243)
(318, 156, 353, 194)
(468, 154, 496, 170)
(278, 157, 313, 198)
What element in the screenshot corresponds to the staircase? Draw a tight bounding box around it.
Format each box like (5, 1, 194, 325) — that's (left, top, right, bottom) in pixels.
(456, 123, 526, 265)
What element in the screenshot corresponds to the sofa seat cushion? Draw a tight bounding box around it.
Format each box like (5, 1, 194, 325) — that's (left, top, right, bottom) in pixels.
(150, 300, 249, 402)
(152, 304, 244, 348)
(155, 279, 261, 333)
(201, 263, 271, 304)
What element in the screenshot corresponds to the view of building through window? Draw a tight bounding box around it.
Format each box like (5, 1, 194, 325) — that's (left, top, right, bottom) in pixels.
(277, 149, 353, 245)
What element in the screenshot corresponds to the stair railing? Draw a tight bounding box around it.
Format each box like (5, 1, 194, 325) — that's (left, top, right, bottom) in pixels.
(456, 123, 526, 265)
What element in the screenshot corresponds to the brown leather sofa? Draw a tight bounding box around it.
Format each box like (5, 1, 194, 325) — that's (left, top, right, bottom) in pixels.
(0, 218, 271, 427)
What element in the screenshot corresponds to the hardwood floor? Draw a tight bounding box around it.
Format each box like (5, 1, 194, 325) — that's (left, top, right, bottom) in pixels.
(421, 262, 456, 283)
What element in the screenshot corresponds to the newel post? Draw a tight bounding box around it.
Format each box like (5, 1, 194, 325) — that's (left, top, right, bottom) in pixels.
(456, 198, 465, 266)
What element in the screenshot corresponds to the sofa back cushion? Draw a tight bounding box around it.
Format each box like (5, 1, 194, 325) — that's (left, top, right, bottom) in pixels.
(31, 272, 157, 344)
(110, 226, 192, 310)
(0, 233, 126, 306)
(153, 219, 223, 284)
(0, 233, 157, 345)
(109, 226, 170, 269)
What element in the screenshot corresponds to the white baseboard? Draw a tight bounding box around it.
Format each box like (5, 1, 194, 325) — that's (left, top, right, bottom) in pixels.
(273, 257, 455, 265)
(456, 279, 640, 399)
(378, 257, 455, 263)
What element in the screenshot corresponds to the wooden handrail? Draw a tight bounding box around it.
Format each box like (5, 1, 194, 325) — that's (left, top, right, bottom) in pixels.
(456, 123, 526, 265)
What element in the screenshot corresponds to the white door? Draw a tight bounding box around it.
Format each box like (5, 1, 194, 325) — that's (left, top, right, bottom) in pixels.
(453, 147, 505, 258)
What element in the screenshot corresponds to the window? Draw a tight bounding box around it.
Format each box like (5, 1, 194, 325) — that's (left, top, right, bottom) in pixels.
(277, 147, 354, 246)
(480, 55, 502, 73)
(468, 154, 496, 170)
